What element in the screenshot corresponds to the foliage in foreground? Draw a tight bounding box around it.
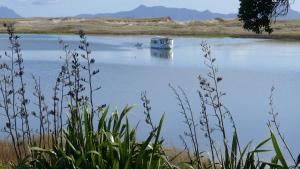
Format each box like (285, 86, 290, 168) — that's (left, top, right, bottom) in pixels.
(11, 106, 174, 169)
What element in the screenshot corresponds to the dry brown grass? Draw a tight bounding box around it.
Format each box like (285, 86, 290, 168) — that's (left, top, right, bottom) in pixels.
(0, 140, 195, 168)
(165, 147, 191, 164)
(0, 136, 53, 168)
(0, 17, 299, 39)
(1, 141, 188, 166)
(165, 147, 222, 169)
(0, 139, 222, 169)
(0, 140, 17, 167)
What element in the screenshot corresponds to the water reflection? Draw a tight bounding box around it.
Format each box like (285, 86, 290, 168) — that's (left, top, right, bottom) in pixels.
(150, 48, 173, 59)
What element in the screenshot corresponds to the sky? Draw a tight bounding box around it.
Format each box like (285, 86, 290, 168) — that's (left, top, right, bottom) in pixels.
(0, 0, 300, 17)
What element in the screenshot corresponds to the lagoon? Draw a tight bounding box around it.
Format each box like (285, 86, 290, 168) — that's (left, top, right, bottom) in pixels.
(1, 34, 300, 153)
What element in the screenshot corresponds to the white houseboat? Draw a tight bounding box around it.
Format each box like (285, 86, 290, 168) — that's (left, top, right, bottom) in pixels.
(150, 37, 173, 49)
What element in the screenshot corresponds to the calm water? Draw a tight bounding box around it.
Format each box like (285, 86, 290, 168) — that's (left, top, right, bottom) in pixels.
(1, 34, 300, 153)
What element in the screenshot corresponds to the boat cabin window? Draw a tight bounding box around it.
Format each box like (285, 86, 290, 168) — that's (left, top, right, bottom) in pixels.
(152, 40, 158, 44)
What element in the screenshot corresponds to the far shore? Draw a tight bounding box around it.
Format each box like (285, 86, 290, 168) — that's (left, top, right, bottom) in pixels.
(1, 17, 300, 40)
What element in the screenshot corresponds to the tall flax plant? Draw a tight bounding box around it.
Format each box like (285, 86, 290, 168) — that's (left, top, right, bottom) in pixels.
(265, 87, 300, 169)
(32, 75, 48, 148)
(78, 30, 100, 124)
(171, 42, 272, 169)
(25, 106, 173, 169)
(0, 23, 33, 160)
(170, 85, 203, 169)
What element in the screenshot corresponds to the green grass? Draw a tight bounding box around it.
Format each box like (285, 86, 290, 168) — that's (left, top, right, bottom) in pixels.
(0, 162, 5, 169)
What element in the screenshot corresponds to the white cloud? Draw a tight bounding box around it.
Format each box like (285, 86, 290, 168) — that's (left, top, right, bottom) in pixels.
(32, 0, 60, 5)
(0, 0, 60, 6)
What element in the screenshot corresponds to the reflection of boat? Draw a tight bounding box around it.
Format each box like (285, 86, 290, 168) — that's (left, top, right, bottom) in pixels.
(134, 42, 143, 48)
(151, 48, 173, 59)
(150, 37, 173, 49)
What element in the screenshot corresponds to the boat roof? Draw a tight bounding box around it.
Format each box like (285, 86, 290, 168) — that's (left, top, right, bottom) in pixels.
(151, 36, 172, 40)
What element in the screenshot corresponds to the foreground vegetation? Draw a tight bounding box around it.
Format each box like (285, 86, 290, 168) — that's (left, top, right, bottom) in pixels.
(0, 24, 299, 169)
(1, 17, 300, 39)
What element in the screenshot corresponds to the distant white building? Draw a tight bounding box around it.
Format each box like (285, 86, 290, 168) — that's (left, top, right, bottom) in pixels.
(150, 37, 173, 49)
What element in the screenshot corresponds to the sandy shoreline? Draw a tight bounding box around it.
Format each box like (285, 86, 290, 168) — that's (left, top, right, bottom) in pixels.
(0, 17, 300, 40)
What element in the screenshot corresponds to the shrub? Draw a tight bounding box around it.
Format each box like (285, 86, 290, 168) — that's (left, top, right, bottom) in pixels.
(11, 106, 174, 169)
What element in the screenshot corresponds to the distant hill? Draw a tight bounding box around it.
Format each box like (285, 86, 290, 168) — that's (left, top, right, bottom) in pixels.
(0, 5, 299, 20)
(277, 9, 300, 20)
(0, 6, 21, 18)
(77, 5, 236, 21)
(78, 5, 300, 21)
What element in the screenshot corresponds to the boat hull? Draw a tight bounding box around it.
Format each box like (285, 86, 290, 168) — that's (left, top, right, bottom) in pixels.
(150, 38, 173, 49)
